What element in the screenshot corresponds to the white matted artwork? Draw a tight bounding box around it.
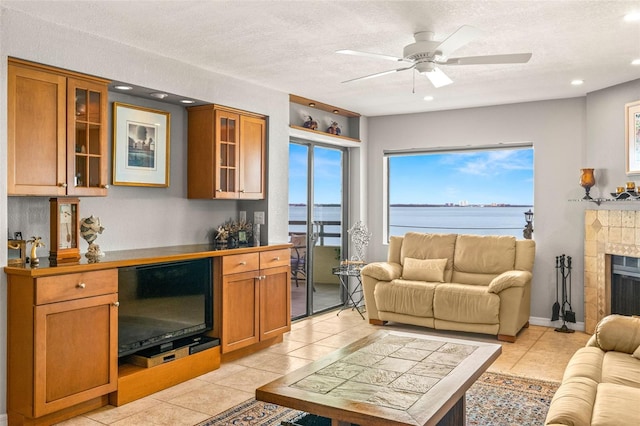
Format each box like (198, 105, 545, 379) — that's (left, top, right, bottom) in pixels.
(112, 102, 170, 186)
(625, 100, 640, 175)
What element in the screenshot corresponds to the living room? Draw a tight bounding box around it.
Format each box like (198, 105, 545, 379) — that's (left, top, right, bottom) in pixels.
(2, 1, 640, 425)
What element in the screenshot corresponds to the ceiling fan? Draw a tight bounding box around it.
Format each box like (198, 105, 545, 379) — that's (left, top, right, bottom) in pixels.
(337, 25, 532, 88)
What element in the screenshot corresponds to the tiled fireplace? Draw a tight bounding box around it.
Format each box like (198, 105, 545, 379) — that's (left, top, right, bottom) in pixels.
(584, 209, 640, 333)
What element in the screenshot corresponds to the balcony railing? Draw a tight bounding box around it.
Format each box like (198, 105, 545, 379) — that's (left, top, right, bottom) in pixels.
(288, 220, 341, 246)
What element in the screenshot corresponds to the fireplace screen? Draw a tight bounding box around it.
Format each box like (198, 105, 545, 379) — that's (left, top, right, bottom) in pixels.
(611, 255, 640, 316)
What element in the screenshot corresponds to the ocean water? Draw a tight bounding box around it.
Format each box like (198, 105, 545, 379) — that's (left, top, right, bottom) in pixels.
(288, 205, 532, 245)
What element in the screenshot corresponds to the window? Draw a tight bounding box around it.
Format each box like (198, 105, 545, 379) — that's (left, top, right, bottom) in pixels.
(386, 145, 533, 239)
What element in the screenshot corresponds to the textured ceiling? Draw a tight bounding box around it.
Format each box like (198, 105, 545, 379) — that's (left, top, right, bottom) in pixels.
(3, 0, 640, 116)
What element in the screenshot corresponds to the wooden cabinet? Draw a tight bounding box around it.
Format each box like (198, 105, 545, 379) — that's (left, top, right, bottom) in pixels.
(220, 249, 290, 353)
(8, 58, 109, 196)
(6, 269, 118, 424)
(187, 105, 266, 199)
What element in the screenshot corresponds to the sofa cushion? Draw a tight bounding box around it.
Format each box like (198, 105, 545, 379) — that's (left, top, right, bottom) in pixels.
(634, 344, 640, 360)
(400, 233, 457, 282)
(387, 235, 403, 264)
(601, 350, 640, 388)
(433, 283, 499, 324)
(545, 376, 597, 426)
(561, 347, 604, 383)
(374, 280, 437, 317)
(591, 382, 640, 426)
(361, 262, 402, 282)
(593, 314, 640, 354)
(452, 235, 516, 285)
(402, 258, 447, 282)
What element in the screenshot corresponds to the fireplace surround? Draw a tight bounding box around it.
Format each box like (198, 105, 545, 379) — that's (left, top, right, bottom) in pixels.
(584, 209, 640, 333)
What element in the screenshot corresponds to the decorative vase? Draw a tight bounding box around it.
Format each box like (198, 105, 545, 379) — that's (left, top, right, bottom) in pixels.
(579, 168, 595, 200)
(80, 215, 105, 259)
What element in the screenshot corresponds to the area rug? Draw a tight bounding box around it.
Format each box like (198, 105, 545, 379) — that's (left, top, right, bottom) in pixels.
(197, 371, 559, 426)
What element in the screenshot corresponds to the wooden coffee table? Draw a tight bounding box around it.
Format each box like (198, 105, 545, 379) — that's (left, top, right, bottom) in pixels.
(256, 330, 501, 426)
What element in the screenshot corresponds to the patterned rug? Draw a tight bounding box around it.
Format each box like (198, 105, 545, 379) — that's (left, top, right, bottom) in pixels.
(197, 371, 559, 426)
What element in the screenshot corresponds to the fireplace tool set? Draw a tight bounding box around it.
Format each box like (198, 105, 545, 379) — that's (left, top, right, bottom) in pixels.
(552, 254, 576, 333)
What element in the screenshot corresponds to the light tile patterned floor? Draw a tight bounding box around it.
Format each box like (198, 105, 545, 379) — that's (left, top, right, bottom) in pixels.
(56, 310, 589, 425)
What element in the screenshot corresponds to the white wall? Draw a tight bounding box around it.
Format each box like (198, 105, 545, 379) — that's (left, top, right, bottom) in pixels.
(367, 98, 588, 323)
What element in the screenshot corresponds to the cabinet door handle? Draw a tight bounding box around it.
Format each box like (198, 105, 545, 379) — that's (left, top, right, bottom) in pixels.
(113, 301, 120, 307)
(101, 184, 110, 189)
(216, 189, 223, 192)
(273, 256, 280, 261)
(240, 189, 245, 193)
(76, 283, 86, 289)
(256, 275, 266, 280)
(239, 261, 247, 266)
(59, 182, 68, 188)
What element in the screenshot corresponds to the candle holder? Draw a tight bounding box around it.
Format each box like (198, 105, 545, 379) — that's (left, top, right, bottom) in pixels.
(579, 168, 596, 200)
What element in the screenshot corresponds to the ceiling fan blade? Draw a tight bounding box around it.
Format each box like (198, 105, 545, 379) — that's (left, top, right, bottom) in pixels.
(424, 67, 453, 88)
(336, 49, 405, 63)
(443, 53, 533, 65)
(341, 66, 414, 83)
(435, 25, 483, 57)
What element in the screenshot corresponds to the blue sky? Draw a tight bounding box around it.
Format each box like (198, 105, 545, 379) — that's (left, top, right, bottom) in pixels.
(389, 148, 534, 205)
(289, 144, 533, 206)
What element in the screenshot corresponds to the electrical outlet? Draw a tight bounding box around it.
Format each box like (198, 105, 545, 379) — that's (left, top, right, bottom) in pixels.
(254, 211, 265, 225)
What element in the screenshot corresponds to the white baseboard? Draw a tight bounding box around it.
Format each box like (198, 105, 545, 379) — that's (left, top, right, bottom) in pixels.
(530, 316, 585, 332)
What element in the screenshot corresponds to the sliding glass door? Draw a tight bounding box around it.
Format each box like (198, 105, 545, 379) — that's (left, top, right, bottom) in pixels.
(289, 141, 347, 319)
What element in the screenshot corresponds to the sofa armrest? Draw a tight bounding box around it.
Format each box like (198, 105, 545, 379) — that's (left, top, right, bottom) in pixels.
(590, 314, 640, 354)
(487, 270, 532, 294)
(360, 262, 402, 282)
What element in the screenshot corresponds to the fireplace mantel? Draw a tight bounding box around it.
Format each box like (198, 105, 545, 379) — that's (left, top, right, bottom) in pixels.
(584, 209, 640, 333)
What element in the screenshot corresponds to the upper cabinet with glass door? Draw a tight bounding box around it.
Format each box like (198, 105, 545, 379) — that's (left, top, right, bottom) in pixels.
(7, 58, 109, 196)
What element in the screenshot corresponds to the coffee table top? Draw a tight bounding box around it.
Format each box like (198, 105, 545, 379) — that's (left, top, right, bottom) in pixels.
(256, 330, 501, 426)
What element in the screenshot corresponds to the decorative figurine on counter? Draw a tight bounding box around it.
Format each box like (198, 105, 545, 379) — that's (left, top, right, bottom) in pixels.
(327, 121, 341, 135)
(303, 116, 318, 130)
(27, 236, 45, 266)
(80, 215, 105, 260)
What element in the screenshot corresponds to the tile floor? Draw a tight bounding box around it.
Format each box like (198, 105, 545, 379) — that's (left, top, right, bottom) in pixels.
(57, 310, 590, 425)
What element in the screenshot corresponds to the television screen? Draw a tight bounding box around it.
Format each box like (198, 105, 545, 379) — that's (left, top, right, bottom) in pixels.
(117, 258, 213, 357)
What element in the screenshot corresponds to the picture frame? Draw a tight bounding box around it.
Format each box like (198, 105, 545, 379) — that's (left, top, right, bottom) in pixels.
(625, 100, 640, 175)
(112, 102, 171, 187)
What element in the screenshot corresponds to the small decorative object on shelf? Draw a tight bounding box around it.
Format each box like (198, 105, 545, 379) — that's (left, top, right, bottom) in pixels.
(80, 215, 105, 261)
(348, 220, 372, 262)
(27, 236, 45, 266)
(523, 209, 534, 240)
(326, 121, 341, 135)
(579, 168, 596, 200)
(303, 116, 318, 130)
(214, 218, 253, 249)
(7, 239, 26, 266)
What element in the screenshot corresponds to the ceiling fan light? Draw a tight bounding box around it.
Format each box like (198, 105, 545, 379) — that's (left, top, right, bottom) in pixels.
(571, 79, 584, 86)
(423, 95, 435, 101)
(632, 59, 640, 65)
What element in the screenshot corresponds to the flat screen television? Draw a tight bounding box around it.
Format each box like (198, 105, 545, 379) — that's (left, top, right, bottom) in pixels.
(117, 258, 213, 357)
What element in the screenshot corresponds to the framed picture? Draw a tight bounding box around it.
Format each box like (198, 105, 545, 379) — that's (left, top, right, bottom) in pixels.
(625, 100, 640, 175)
(112, 102, 171, 187)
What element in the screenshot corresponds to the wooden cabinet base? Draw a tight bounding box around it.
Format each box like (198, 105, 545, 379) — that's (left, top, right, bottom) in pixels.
(110, 346, 221, 406)
(8, 396, 108, 426)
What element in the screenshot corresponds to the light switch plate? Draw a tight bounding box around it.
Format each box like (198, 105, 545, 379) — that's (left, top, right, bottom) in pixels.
(254, 211, 265, 225)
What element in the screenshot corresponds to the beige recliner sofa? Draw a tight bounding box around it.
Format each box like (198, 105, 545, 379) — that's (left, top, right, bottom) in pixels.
(360, 232, 535, 342)
(545, 314, 640, 425)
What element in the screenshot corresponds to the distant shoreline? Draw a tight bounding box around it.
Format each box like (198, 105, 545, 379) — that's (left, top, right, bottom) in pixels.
(289, 203, 533, 208)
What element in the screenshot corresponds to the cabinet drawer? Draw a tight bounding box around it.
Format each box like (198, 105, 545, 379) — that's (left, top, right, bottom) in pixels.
(36, 269, 118, 305)
(260, 249, 290, 269)
(223, 253, 259, 274)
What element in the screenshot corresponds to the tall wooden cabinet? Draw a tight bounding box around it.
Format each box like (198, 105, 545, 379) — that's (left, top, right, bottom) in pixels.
(8, 58, 110, 196)
(219, 248, 291, 353)
(6, 269, 118, 424)
(187, 105, 266, 199)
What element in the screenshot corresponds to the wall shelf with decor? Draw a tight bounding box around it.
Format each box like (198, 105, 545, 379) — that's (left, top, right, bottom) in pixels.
(289, 94, 361, 146)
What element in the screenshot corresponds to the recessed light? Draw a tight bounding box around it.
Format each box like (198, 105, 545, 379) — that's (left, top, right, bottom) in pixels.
(333, 109, 339, 114)
(149, 92, 169, 99)
(632, 59, 640, 65)
(308, 102, 316, 107)
(624, 11, 640, 22)
(114, 85, 132, 91)
(571, 79, 584, 86)
(423, 95, 435, 101)
(180, 99, 195, 104)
